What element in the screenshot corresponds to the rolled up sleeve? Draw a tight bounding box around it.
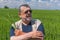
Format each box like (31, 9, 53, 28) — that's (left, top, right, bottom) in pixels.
(10, 27, 15, 37)
(37, 23, 45, 35)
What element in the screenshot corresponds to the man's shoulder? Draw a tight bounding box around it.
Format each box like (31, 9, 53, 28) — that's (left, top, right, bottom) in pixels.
(11, 19, 42, 28)
(12, 19, 42, 25)
(32, 19, 42, 27)
(11, 20, 22, 29)
(32, 19, 41, 24)
(14, 19, 41, 24)
(15, 20, 22, 25)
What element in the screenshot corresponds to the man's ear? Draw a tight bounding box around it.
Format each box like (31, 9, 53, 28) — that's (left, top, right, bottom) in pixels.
(18, 12, 21, 18)
(18, 12, 21, 15)
(18, 15, 21, 18)
(19, 15, 21, 18)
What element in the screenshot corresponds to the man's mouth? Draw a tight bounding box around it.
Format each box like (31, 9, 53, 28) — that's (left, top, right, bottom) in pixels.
(25, 16, 32, 21)
(26, 15, 31, 17)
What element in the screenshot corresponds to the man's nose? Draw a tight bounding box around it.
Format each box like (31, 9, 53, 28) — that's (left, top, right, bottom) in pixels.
(27, 12, 31, 16)
(27, 11, 31, 15)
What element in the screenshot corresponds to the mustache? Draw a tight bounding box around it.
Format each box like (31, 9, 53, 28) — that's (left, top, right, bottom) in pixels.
(26, 15, 32, 17)
(22, 17, 32, 21)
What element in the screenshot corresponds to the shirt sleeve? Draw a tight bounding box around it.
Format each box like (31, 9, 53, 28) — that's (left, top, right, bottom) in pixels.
(37, 23, 45, 35)
(10, 26, 15, 37)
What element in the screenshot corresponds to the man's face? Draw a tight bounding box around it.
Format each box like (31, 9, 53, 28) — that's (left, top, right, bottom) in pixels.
(19, 6, 32, 22)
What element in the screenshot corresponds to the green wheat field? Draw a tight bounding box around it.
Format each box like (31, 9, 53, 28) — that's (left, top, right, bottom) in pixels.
(0, 8, 60, 40)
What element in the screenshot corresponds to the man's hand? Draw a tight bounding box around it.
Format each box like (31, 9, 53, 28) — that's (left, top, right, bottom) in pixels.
(14, 29, 25, 36)
(31, 31, 43, 38)
(14, 29, 43, 38)
(14, 29, 44, 40)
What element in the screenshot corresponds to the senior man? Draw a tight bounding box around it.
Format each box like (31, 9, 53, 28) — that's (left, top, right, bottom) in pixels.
(10, 4, 45, 40)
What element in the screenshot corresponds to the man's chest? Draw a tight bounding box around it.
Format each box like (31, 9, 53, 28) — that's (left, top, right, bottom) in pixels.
(22, 24, 32, 33)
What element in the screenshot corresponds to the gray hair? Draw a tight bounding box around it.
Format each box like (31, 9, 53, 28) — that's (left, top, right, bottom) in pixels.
(19, 4, 31, 13)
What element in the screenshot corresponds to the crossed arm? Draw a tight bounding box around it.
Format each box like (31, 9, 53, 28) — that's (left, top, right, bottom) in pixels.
(10, 23, 44, 40)
(10, 29, 44, 40)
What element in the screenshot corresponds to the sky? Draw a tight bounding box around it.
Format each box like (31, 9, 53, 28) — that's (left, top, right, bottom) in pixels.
(0, 0, 60, 9)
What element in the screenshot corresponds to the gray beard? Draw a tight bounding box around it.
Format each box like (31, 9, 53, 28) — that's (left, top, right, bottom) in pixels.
(22, 18, 32, 22)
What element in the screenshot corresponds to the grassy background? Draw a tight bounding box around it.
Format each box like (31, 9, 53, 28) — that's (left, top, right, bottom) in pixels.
(0, 8, 60, 40)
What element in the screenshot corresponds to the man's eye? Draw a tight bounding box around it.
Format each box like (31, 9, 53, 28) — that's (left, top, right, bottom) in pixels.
(29, 10, 32, 13)
(25, 10, 32, 13)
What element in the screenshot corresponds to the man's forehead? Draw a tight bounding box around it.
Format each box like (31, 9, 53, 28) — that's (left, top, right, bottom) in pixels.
(20, 6, 30, 11)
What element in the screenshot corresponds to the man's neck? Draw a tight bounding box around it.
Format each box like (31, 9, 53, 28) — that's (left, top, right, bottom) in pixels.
(22, 20, 31, 26)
